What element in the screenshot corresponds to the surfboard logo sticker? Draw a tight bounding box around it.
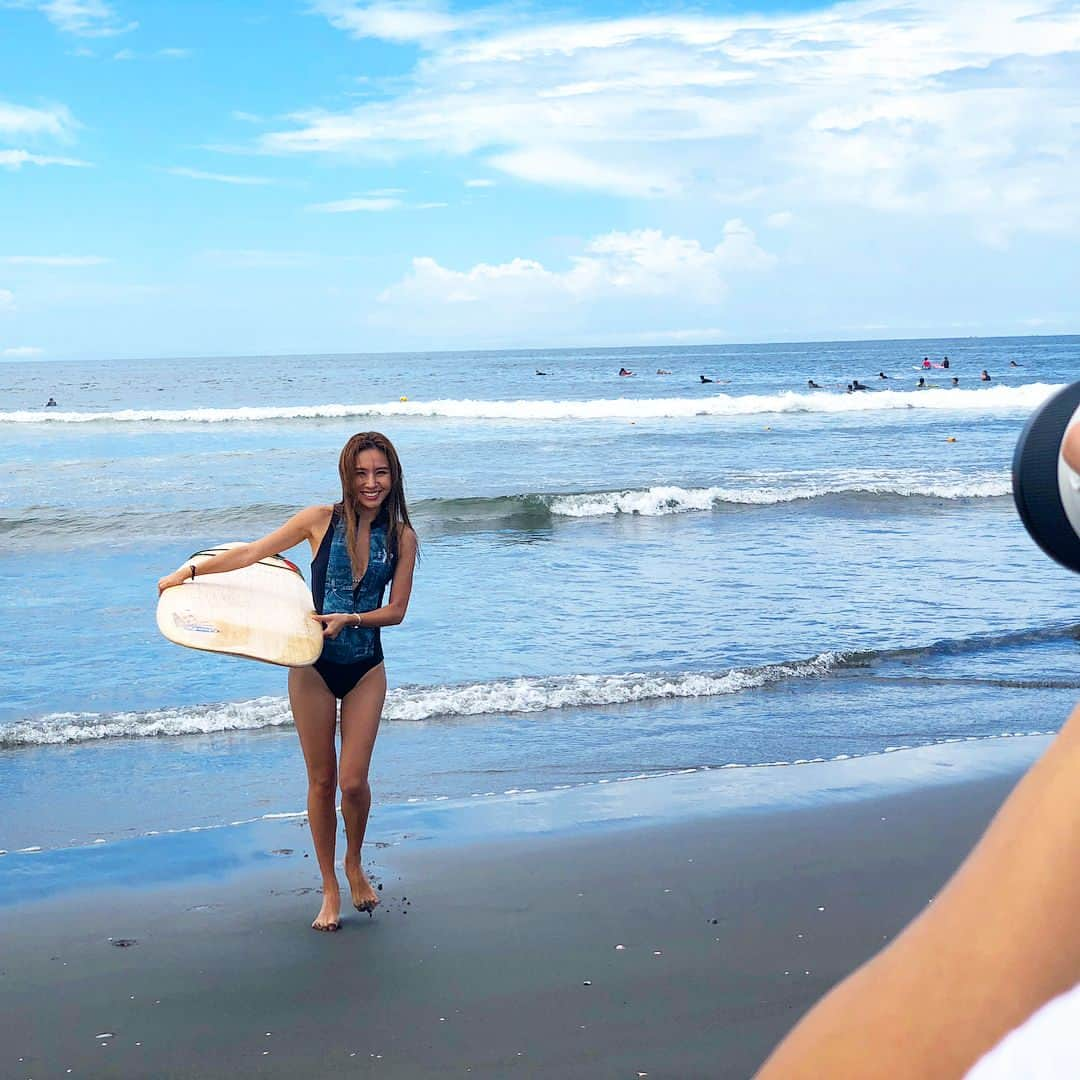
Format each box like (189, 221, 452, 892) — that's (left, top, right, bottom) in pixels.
(172, 610, 219, 634)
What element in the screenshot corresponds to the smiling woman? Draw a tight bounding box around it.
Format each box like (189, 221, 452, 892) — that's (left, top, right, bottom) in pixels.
(156, 431, 419, 933)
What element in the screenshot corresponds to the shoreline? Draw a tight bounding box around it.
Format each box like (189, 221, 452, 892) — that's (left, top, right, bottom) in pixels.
(0, 732, 1049, 904)
(1, 738, 1041, 1078)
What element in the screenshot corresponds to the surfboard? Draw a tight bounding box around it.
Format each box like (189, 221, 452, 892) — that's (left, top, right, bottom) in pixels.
(156, 543, 323, 667)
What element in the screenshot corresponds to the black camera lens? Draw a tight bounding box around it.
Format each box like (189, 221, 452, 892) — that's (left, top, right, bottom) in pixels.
(1013, 381, 1080, 574)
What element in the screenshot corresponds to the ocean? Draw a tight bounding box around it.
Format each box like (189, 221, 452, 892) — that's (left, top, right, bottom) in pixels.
(2, 336, 1079, 857)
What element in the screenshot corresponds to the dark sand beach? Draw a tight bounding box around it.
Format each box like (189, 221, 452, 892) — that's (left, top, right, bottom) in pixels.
(0, 741, 1043, 1079)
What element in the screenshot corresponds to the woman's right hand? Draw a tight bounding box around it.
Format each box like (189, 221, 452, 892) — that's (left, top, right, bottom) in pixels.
(157, 569, 189, 595)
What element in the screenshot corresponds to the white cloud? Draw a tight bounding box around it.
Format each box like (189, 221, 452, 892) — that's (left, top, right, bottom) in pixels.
(165, 167, 273, 185)
(158, 47, 190, 59)
(38, 0, 136, 37)
(266, 0, 1080, 238)
(2, 346, 44, 356)
(314, 1, 474, 44)
(766, 211, 794, 228)
(0, 101, 76, 139)
(380, 222, 774, 308)
(0, 290, 15, 311)
(0, 255, 108, 265)
(307, 196, 403, 212)
(465, 178, 495, 188)
(492, 146, 677, 198)
(0, 149, 90, 169)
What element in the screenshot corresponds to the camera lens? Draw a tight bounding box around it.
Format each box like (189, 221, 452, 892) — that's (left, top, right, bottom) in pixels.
(1013, 381, 1080, 574)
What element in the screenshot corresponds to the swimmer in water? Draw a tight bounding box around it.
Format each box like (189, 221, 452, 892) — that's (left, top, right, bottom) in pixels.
(917, 377, 927, 388)
(700, 375, 713, 384)
(535, 370, 549, 376)
(656, 369, 672, 375)
(952, 376, 959, 386)
(807, 379, 821, 389)
(618, 367, 634, 377)
(981, 369, 992, 381)
(1010, 360, 1020, 367)
(851, 379, 868, 391)
(45, 396, 57, 407)
(878, 372, 889, 380)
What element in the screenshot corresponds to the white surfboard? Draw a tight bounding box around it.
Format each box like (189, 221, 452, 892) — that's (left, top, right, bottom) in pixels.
(156, 543, 323, 667)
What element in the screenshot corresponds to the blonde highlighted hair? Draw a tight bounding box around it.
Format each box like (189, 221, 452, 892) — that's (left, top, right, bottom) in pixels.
(337, 431, 415, 581)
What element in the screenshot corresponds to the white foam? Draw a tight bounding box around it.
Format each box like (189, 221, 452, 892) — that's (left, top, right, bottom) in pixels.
(5, 655, 846, 745)
(0, 383, 1062, 424)
(547, 474, 1011, 517)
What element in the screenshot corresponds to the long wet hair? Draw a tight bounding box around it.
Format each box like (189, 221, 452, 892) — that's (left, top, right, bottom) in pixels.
(337, 431, 415, 581)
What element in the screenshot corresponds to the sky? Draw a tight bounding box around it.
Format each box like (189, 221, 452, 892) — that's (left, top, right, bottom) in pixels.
(1, 0, 1078, 361)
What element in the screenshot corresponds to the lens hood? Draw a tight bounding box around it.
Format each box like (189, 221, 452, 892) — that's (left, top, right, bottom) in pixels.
(1013, 381, 1080, 574)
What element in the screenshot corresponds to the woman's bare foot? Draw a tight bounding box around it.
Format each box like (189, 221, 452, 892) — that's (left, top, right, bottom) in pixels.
(345, 855, 380, 912)
(311, 881, 341, 931)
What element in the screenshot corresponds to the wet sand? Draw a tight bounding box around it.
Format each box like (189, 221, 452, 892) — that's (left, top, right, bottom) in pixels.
(0, 760, 1028, 1079)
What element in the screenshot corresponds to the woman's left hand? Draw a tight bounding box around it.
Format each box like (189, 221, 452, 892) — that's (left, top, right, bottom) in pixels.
(312, 613, 356, 639)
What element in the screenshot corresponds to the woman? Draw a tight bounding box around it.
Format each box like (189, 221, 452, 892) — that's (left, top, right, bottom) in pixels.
(158, 432, 418, 932)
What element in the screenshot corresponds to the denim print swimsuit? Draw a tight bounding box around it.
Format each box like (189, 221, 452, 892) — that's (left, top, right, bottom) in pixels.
(310, 508, 396, 695)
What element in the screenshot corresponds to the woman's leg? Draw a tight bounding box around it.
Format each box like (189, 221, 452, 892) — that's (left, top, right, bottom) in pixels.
(338, 662, 386, 911)
(289, 665, 341, 931)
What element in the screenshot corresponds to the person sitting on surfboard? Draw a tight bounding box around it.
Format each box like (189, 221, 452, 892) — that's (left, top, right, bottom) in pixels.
(158, 432, 418, 934)
(922, 357, 932, 369)
(45, 397, 57, 407)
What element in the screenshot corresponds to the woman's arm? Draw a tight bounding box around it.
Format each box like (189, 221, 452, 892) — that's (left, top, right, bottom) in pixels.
(756, 701, 1080, 1079)
(354, 526, 418, 628)
(157, 505, 331, 594)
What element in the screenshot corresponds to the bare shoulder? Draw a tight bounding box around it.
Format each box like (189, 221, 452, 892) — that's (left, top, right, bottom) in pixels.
(291, 504, 335, 544)
(397, 525, 419, 555)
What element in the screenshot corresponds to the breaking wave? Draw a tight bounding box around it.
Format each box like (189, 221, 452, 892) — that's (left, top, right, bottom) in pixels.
(5, 621, 1077, 747)
(0, 383, 1062, 425)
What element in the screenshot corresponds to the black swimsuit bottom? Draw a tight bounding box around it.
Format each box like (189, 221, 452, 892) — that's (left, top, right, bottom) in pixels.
(312, 651, 383, 700)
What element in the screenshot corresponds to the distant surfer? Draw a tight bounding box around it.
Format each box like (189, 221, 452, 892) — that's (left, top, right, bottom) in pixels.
(942, 357, 950, 369)
(44, 396, 57, 407)
(952, 376, 960, 386)
(917, 377, 927, 388)
(922, 357, 932, 369)
(1010, 360, 1020, 367)
(619, 367, 634, 376)
(159, 432, 418, 934)
(878, 372, 889, 380)
(808, 379, 821, 389)
(700, 375, 713, 383)
(535, 369, 549, 375)
(851, 379, 868, 391)
(656, 368, 672, 375)
(981, 369, 992, 381)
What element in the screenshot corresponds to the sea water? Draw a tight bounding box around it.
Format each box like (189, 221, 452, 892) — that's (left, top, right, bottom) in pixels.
(2, 336, 1079, 855)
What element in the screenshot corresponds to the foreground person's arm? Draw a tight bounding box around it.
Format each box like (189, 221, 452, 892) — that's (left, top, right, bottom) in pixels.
(757, 702, 1080, 1079)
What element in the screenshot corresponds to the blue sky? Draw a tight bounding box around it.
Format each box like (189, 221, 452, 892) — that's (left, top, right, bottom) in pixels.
(1, 0, 1078, 360)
